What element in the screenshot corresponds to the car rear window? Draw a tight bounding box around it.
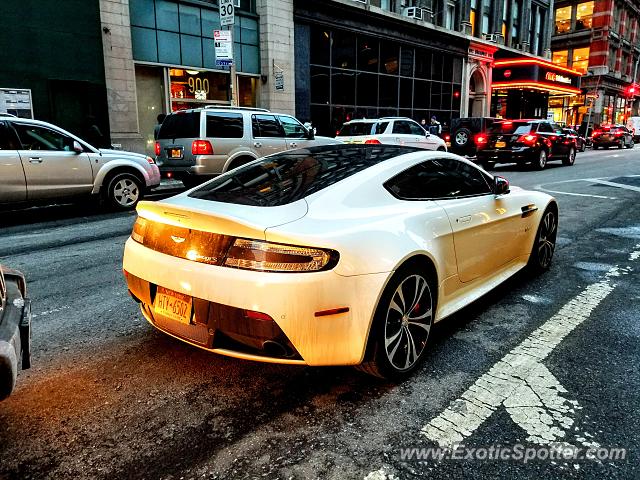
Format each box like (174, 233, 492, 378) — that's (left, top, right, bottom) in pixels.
(338, 122, 388, 136)
(158, 112, 200, 139)
(189, 145, 419, 206)
(489, 121, 533, 135)
(206, 112, 243, 138)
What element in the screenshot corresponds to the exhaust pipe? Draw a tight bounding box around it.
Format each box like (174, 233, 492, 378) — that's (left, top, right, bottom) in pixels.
(262, 340, 289, 357)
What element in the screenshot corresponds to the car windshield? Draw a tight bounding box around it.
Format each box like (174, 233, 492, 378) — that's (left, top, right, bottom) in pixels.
(157, 112, 200, 139)
(338, 122, 388, 136)
(489, 121, 533, 135)
(189, 145, 418, 206)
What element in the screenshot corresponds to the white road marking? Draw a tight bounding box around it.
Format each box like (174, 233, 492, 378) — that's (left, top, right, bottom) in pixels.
(535, 179, 617, 199)
(588, 179, 640, 193)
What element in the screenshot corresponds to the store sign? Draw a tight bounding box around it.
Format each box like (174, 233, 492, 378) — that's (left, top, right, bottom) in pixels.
(214, 30, 233, 67)
(545, 72, 572, 84)
(0, 88, 33, 118)
(219, 0, 235, 26)
(274, 71, 284, 91)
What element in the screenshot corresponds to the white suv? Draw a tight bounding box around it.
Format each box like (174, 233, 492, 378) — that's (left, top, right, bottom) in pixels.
(336, 117, 447, 151)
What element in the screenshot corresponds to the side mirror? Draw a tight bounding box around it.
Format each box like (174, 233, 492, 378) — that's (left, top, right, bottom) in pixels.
(306, 127, 315, 140)
(73, 140, 84, 153)
(494, 176, 510, 196)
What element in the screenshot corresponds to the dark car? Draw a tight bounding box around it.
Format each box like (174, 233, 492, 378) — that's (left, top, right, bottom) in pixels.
(592, 125, 635, 149)
(476, 119, 578, 170)
(447, 117, 498, 156)
(0, 265, 31, 400)
(563, 128, 587, 152)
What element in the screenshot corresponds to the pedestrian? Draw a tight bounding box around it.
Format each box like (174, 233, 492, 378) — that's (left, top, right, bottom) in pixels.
(154, 113, 167, 140)
(429, 115, 442, 136)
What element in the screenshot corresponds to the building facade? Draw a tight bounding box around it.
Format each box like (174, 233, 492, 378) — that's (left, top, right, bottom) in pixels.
(551, 0, 640, 128)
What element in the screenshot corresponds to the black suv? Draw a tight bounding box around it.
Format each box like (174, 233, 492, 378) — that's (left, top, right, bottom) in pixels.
(592, 125, 635, 149)
(476, 120, 577, 170)
(448, 117, 497, 156)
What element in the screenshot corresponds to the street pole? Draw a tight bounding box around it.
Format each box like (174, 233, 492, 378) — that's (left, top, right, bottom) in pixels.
(229, 24, 237, 107)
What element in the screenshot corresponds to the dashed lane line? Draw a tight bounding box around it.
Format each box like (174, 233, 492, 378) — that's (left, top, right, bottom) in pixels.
(364, 243, 640, 478)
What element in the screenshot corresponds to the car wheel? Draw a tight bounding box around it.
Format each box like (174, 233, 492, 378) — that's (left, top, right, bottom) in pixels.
(562, 147, 575, 166)
(593, 145, 599, 150)
(630, 140, 635, 148)
(528, 205, 558, 272)
(357, 266, 435, 380)
(618, 142, 624, 149)
(104, 173, 143, 210)
(454, 128, 472, 147)
(534, 149, 547, 170)
(580, 142, 586, 152)
(436, 146, 446, 152)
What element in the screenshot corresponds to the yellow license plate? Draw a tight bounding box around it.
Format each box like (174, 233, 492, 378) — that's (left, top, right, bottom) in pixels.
(495, 141, 506, 148)
(170, 148, 182, 158)
(154, 287, 192, 324)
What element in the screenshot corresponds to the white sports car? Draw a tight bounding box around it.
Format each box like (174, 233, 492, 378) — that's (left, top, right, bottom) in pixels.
(123, 145, 557, 379)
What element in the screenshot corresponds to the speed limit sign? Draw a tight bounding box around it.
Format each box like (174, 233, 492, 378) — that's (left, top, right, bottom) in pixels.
(220, 0, 235, 26)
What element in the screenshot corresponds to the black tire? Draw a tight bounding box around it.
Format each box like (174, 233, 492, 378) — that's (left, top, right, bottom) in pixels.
(226, 156, 256, 172)
(580, 142, 586, 152)
(528, 205, 558, 272)
(618, 142, 624, 149)
(453, 128, 472, 148)
(533, 149, 548, 170)
(562, 147, 576, 166)
(356, 265, 436, 380)
(593, 145, 599, 150)
(436, 146, 446, 152)
(103, 172, 143, 210)
(630, 140, 635, 149)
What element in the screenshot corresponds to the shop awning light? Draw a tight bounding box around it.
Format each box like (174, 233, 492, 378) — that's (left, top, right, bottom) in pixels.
(494, 58, 583, 76)
(491, 81, 581, 96)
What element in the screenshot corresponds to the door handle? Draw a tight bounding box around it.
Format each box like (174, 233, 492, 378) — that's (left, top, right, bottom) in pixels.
(521, 204, 538, 217)
(456, 215, 472, 224)
(29, 157, 43, 163)
(254, 142, 262, 148)
(290, 142, 297, 148)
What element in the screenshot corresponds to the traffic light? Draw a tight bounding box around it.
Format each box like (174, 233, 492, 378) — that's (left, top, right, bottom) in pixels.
(626, 84, 638, 97)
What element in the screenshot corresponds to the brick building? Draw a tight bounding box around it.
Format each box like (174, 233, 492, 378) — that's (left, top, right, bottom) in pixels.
(551, 0, 640, 128)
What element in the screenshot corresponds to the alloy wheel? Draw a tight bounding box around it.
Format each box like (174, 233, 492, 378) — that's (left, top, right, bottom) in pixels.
(384, 274, 433, 372)
(537, 150, 547, 169)
(112, 178, 140, 207)
(455, 131, 468, 145)
(537, 210, 557, 269)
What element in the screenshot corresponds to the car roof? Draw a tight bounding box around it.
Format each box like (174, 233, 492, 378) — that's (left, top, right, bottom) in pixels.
(343, 117, 415, 124)
(168, 106, 270, 114)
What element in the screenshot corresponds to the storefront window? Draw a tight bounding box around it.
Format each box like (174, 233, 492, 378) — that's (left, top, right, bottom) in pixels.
(552, 50, 568, 67)
(135, 65, 165, 156)
(572, 47, 590, 74)
(555, 6, 572, 34)
(169, 69, 229, 111)
(575, 2, 594, 30)
(238, 76, 257, 107)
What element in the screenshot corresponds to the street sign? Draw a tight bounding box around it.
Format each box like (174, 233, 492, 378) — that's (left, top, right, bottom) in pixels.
(220, 0, 235, 27)
(274, 71, 284, 91)
(214, 30, 233, 67)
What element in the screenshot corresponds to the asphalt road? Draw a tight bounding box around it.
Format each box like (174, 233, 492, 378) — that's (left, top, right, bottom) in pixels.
(1, 147, 639, 479)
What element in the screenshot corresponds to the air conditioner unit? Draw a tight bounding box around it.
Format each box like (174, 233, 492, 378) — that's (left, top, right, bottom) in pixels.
(483, 33, 501, 43)
(403, 7, 424, 21)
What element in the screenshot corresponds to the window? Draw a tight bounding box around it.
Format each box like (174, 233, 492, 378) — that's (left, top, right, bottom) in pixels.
(511, 0, 521, 41)
(536, 122, 554, 133)
(575, 1, 594, 30)
(408, 121, 426, 135)
(392, 121, 414, 134)
(338, 122, 388, 136)
(206, 113, 243, 138)
(489, 121, 533, 135)
(385, 158, 492, 200)
(552, 50, 568, 67)
(555, 5, 572, 34)
(278, 116, 308, 139)
(13, 124, 75, 151)
(189, 145, 415, 206)
(158, 112, 200, 139)
(0, 122, 20, 150)
(572, 47, 590, 74)
(470, 0, 478, 36)
(251, 115, 284, 138)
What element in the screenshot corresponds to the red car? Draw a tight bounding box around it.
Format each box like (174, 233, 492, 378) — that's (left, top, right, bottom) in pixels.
(592, 125, 635, 149)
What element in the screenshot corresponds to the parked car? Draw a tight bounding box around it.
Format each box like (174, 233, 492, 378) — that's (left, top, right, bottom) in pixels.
(0, 265, 31, 400)
(0, 118, 160, 210)
(476, 119, 577, 170)
(592, 125, 635, 149)
(627, 116, 640, 142)
(447, 117, 498, 156)
(123, 144, 557, 379)
(563, 128, 587, 152)
(336, 117, 447, 151)
(155, 107, 340, 188)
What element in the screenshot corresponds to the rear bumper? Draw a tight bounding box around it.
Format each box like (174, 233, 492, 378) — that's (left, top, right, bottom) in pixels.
(123, 238, 390, 366)
(477, 148, 538, 163)
(592, 139, 623, 147)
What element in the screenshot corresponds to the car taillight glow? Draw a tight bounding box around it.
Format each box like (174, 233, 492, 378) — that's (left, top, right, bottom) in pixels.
(475, 134, 487, 145)
(518, 134, 538, 146)
(224, 238, 338, 272)
(444, 134, 451, 142)
(592, 130, 601, 137)
(146, 156, 155, 164)
(364, 138, 381, 144)
(154, 142, 161, 156)
(192, 140, 214, 155)
(614, 131, 624, 137)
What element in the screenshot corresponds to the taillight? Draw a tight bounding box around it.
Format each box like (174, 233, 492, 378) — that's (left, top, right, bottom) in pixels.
(224, 238, 338, 272)
(444, 134, 451, 142)
(592, 130, 602, 137)
(146, 156, 155, 164)
(518, 134, 538, 146)
(364, 138, 381, 144)
(154, 141, 161, 156)
(475, 134, 487, 145)
(192, 140, 214, 155)
(614, 131, 624, 137)
(131, 216, 148, 244)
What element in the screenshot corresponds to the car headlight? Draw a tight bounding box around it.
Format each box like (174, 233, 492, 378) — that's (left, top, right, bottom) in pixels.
(130, 217, 339, 273)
